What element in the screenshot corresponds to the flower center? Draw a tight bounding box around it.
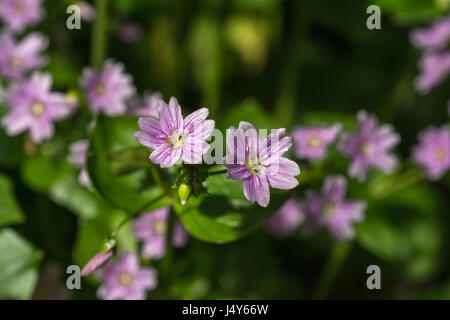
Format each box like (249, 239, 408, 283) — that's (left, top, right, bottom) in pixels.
(307, 137, 322, 148)
(15, 2, 25, 12)
(359, 142, 374, 156)
(10, 57, 21, 69)
(30, 102, 45, 116)
(436, 148, 447, 162)
(166, 130, 186, 150)
(153, 220, 167, 235)
(118, 272, 133, 287)
(321, 202, 335, 217)
(246, 153, 265, 176)
(95, 83, 106, 95)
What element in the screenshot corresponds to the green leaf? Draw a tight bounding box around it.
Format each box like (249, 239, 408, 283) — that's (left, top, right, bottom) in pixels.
(0, 172, 25, 227)
(73, 210, 136, 270)
(375, 0, 448, 24)
(0, 229, 43, 299)
(87, 115, 167, 212)
(175, 190, 288, 243)
(0, 130, 23, 168)
(106, 146, 150, 175)
(356, 183, 443, 281)
(21, 152, 73, 192)
(206, 172, 246, 200)
(49, 173, 112, 220)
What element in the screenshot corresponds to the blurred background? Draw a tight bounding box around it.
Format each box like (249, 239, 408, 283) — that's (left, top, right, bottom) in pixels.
(0, 0, 449, 300)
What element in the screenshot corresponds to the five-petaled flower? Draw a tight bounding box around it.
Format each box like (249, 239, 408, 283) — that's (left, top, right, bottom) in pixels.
(412, 125, 450, 181)
(292, 124, 341, 159)
(338, 110, 400, 182)
(97, 252, 158, 300)
(135, 97, 215, 168)
(2, 72, 69, 143)
(304, 175, 366, 241)
(225, 121, 300, 207)
(80, 59, 135, 116)
(0, 32, 48, 80)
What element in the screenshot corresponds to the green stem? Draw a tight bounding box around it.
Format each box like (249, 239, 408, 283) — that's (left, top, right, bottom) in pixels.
(160, 208, 177, 279)
(90, 0, 108, 68)
(207, 169, 227, 176)
(311, 241, 352, 300)
(149, 163, 170, 194)
(111, 192, 168, 238)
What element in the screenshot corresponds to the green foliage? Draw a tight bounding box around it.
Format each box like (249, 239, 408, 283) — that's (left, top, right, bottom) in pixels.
(176, 173, 288, 243)
(0, 229, 42, 299)
(0, 173, 25, 227)
(86, 115, 168, 212)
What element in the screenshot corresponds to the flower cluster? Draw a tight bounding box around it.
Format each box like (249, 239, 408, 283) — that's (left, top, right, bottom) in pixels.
(411, 15, 450, 94)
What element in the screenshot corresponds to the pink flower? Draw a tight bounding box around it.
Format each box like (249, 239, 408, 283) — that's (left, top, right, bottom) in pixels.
(80, 59, 135, 116)
(97, 252, 158, 300)
(135, 97, 215, 168)
(292, 124, 341, 159)
(133, 208, 190, 259)
(410, 16, 450, 52)
(0, 32, 48, 80)
(304, 175, 366, 241)
(412, 125, 450, 181)
(77, 1, 96, 22)
(338, 110, 400, 182)
(172, 222, 189, 248)
(414, 52, 450, 94)
(67, 140, 90, 187)
(2, 72, 69, 143)
(0, 0, 45, 33)
(265, 198, 304, 237)
(117, 21, 143, 43)
(129, 92, 162, 118)
(225, 122, 300, 207)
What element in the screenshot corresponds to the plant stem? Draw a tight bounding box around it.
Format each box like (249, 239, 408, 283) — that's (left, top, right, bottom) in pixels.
(160, 208, 177, 279)
(311, 241, 352, 300)
(111, 192, 168, 238)
(149, 163, 170, 194)
(90, 0, 108, 68)
(208, 169, 227, 176)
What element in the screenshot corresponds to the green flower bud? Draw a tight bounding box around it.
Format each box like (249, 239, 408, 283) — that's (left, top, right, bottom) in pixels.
(178, 183, 191, 205)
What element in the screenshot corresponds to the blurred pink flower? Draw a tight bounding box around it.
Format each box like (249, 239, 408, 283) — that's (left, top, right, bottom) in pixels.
(67, 139, 90, 187)
(339, 110, 400, 182)
(412, 125, 450, 181)
(0, 0, 45, 33)
(0, 32, 48, 79)
(97, 252, 158, 300)
(117, 21, 143, 43)
(133, 208, 190, 259)
(80, 59, 135, 116)
(292, 124, 341, 159)
(129, 92, 162, 118)
(265, 198, 304, 237)
(411, 16, 450, 52)
(304, 175, 366, 241)
(2, 72, 69, 143)
(414, 52, 450, 94)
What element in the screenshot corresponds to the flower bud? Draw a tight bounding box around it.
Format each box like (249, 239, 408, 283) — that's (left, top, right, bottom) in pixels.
(178, 183, 191, 205)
